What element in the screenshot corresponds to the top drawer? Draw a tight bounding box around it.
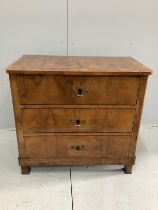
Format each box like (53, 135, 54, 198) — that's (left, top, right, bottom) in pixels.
(16, 76, 139, 105)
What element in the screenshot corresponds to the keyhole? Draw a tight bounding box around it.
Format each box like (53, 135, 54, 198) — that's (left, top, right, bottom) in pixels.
(76, 146, 80, 150)
(77, 88, 83, 95)
(76, 119, 80, 125)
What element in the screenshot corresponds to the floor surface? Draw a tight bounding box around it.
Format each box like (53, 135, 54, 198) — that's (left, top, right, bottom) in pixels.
(0, 126, 158, 210)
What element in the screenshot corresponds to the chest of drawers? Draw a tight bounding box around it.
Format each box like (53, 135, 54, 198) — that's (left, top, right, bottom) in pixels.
(7, 55, 152, 174)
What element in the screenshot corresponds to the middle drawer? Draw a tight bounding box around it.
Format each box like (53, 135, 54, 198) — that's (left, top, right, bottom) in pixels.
(22, 108, 135, 133)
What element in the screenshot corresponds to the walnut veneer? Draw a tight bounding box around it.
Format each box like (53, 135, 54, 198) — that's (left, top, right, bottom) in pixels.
(7, 55, 152, 174)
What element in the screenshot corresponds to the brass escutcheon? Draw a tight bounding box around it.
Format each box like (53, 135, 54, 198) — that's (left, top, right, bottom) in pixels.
(71, 119, 86, 127)
(71, 145, 85, 151)
(72, 88, 88, 97)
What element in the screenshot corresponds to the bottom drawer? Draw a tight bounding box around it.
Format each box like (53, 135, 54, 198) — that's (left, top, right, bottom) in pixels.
(24, 135, 132, 158)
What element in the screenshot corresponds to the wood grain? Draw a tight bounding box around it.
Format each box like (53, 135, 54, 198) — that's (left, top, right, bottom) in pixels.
(9, 75, 25, 158)
(7, 55, 152, 174)
(20, 104, 136, 109)
(7, 55, 152, 75)
(129, 76, 148, 157)
(17, 75, 139, 105)
(22, 108, 135, 133)
(19, 157, 135, 166)
(24, 135, 132, 158)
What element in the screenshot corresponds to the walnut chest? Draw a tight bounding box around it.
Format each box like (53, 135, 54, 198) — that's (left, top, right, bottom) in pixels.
(7, 55, 152, 174)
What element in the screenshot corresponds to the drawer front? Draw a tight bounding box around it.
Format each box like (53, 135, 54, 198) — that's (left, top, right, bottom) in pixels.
(17, 76, 139, 105)
(22, 108, 135, 133)
(24, 135, 132, 158)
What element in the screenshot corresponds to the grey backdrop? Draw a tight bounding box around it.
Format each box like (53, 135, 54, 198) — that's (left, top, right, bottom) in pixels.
(0, 0, 157, 128)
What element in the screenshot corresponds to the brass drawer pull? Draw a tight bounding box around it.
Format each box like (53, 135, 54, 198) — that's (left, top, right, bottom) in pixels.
(71, 119, 86, 127)
(72, 88, 88, 97)
(71, 145, 85, 151)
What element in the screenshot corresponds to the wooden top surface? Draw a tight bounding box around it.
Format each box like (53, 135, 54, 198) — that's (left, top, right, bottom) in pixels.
(7, 55, 152, 75)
